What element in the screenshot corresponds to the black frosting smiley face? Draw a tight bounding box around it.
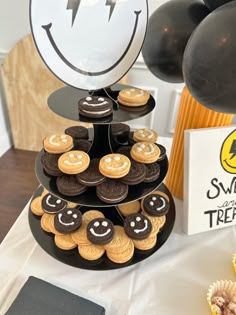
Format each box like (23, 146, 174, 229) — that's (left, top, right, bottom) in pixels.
(124, 213, 151, 240)
(30, 0, 148, 90)
(87, 218, 114, 245)
(42, 193, 67, 214)
(54, 208, 82, 233)
(143, 194, 169, 217)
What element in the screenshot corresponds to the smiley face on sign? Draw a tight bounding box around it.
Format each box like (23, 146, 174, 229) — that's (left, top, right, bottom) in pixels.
(220, 129, 236, 174)
(30, 0, 148, 90)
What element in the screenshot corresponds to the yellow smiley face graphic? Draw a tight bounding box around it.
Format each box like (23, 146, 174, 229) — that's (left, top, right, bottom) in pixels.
(220, 129, 236, 174)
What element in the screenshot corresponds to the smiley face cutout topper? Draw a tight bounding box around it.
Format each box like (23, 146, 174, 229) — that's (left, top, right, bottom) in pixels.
(220, 129, 236, 174)
(30, 0, 148, 90)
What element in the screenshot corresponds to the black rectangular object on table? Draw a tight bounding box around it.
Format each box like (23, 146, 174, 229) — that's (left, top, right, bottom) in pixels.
(6, 276, 105, 315)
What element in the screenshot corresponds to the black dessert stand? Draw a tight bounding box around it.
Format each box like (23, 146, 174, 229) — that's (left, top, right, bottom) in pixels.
(30, 83, 176, 270)
(29, 183, 176, 271)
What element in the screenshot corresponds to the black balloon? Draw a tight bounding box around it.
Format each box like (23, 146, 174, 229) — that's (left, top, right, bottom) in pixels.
(142, 0, 209, 83)
(203, 0, 233, 11)
(183, 1, 236, 114)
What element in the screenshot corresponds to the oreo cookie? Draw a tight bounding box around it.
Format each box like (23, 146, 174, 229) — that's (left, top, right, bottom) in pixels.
(42, 193, 67, 214)
(142, 193, 169, 217)
(54, 207, 82, 233)
(116, 146, 132, 158)
(87, 218, 114, 245)
(124, 213, 152, 240)
(111, 123, 130, 143)
(79, 96, 113, 118)
(120, 160, 146, 185)
(128, 131, 136, 146)
(73, 139, 92, 152)
(41, 152, 64, 177)
(96, 179, 128, 204)
(56, 175, 88, 196)
(144, 163, 160, 183)
(156, 144, 166, 161)
(76, 158, 105, 186)
(65, 126, 89, 140)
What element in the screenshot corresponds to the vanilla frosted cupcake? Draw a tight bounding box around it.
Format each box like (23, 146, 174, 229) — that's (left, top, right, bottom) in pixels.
(207, 280, 236, 315)
(233, 254, 236, 275)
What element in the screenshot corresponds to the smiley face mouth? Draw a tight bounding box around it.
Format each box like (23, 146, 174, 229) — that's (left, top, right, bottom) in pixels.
(58, 213, 76, 226)
(41, 10, 141, 76)
(90, 228, 111, 237)
(134, 220, 148, 234)
(224, 159, 236, 169)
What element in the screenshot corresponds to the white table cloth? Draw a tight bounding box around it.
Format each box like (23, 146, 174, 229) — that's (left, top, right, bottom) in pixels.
(0, 138, 235, 315)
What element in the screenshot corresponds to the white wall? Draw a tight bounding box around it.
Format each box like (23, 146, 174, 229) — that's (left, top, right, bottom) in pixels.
(0, 0, 30, 52)
(0, 0, 30, 156)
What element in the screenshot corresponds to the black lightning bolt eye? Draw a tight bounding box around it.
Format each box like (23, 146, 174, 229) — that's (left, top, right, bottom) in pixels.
(229, 139, 236, 160)
(67, 0, 81, 26)
(106, 0, 118, 21)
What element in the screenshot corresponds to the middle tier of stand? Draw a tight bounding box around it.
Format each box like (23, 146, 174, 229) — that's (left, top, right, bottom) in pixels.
(35, 148, 168, 207)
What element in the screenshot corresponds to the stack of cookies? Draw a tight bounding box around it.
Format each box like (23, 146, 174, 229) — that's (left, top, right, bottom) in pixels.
(78, 96, 113, 119)
(117, 190, 170, 251)
(30, 187, 170, 264)
(117, 88, 150, 107)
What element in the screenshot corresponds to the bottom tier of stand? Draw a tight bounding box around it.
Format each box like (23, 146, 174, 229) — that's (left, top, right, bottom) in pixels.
(28, 183, 176, 270)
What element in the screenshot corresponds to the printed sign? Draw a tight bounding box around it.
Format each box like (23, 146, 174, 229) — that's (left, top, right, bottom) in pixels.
(30, 0, 148, 90)
(184, 126, 236, 235)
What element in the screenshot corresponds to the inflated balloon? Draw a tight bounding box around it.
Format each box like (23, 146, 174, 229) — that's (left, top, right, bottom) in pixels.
(203, 0, 233, 11)
(142, 0, 209, 83)
(183, 1, 236, 114)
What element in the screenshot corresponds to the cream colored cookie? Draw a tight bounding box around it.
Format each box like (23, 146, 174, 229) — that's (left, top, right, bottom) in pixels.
(106, 240, 134, 264)
(133, 128, 158, 143)
(152, 190, 170, 202)
(156, 215, 166, 229)
(118, 88, 150, 107)
(71, 222, 92, 246)
(54, 234, 77, 250)
(82, 210, 105, 224)
(40, 213, 52, 233)
(133, 234, 157, 251)
(117, 200, 140, 217)
(79, 244, 105, 260)
(48, 214, 64, 235)
(43, 134, 73, 154)
(58, 150, 90, 174)
(131, 142, 160, 164)
(99, 154, 131, 178)
(104, 226, 130, 253)
(41, 187, 49, 197)
(67, 202, 79, 208)
(31, 196, 44, 216)
(141, 211, 160, 237)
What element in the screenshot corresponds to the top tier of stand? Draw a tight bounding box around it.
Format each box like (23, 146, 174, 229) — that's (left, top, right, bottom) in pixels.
(48, 84, 156, 124)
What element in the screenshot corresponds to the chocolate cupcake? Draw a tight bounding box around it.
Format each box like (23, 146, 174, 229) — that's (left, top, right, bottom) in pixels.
(207, 281, 236, 315)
